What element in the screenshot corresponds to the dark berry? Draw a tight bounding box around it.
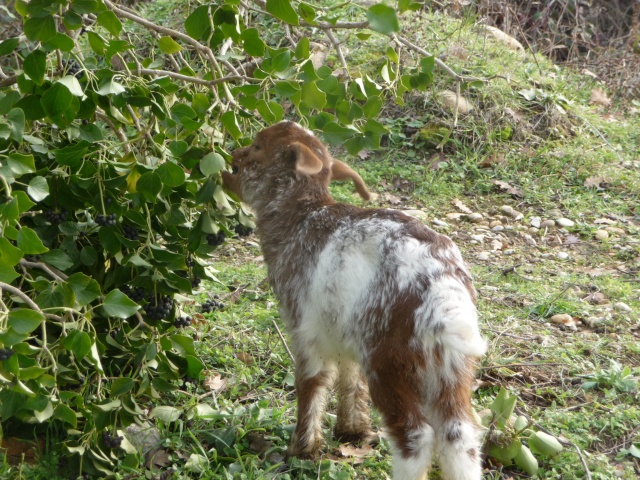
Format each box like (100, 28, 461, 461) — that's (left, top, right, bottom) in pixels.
(191, 277, 201, 288)
(0, 348, 15, 361)
(102, 431, 123, 449)
(207, 231, 226, 246)
(234, 223, 254, 237)
(96, 214, 107, 226)
(123, 224, 139, 241)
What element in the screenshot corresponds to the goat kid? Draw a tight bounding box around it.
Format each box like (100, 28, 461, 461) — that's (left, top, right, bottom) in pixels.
(221, 121, 486, 480)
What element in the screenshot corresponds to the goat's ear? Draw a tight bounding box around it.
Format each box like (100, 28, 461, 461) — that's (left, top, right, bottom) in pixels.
(285, 142, 324, 176)
(331, 159, 371, 201)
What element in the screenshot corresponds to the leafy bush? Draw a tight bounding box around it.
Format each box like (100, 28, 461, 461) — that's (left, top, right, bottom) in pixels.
(0, 0, 447, 474)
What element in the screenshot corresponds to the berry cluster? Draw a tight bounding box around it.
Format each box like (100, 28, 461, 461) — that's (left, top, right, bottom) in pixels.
(62, 59, 84, 79)
(96, 214, 117, 226)
(191, 276, 201, 288)
(201, 298, 224, 313)
(121, 285, 146, 303)
(44, 208, 69, 224)
(234, 223, 254, 237)
(122, 224, 139, 241)
(102, 432, 123, 449)
(0, 348, 15, 361)
(207, 231, 225, 246)
(186, 256, 195, 267)
(110, 327, 121, 339)
(174, 316, 192, 328)
(143, 295, 174, 321)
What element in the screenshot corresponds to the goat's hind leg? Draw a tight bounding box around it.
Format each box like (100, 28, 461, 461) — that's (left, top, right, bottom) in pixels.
(288, 357, 335, 459)
(333, 361, 374, 444)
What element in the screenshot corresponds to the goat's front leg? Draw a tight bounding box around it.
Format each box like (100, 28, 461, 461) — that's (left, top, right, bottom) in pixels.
(288, 357, 336, 459)
(334, 361, 374, 444)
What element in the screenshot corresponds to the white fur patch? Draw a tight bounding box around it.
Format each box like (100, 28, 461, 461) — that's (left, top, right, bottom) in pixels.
(391, 424, 435, 480)
(436, 420, 483, 480)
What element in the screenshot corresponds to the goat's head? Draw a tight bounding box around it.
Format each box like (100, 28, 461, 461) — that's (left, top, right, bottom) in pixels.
(221, 121, 370, 209)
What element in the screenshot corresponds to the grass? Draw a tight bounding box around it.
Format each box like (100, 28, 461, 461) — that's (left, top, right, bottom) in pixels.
(3, 2, 640, 480)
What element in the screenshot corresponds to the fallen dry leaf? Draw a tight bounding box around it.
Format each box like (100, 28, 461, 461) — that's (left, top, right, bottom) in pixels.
(584, 176, 608, 189)
(246, 432, 272, 454)
(203, 373, 228, 392)
(581, 68, 598, 78)
(357, 150, 371, 160)
(594, 218, 617, 225)
(590, 88, 611, 107)
(564, 235, 580, 245)
(452, 198, 473, 214)
(437, 90, 474, 114)
(504, 107, 523, 123)
(584, 292, 610, 305)
(426, 152, 447, 170)
(235, 351, 254, 365)
(338, 443, 375, 464)
(492, 180, 523, 198)
(479, 153, 505, 168)
(146, 448, 171, 470)
(482, 25, 525, 52)
(550, 314, 579, 330)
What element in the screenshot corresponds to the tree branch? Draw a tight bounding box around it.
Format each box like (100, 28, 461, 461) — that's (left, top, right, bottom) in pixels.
(19, 259, 68, 282)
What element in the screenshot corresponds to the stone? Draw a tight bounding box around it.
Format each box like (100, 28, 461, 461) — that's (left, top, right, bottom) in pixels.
(613, 302, 632, 312)
(557, 252, 569, 259)
(467, 213, 483, 223)
(594, 230, 609, 241)
(491, 225, 505, 232)
(432, 218, 449, 227)
(541, 220, 556, 228)
(530, 216, 541, 228)
(477, 251, 490, 261)
(500, 205, 514, 215)
(556, 218, 575, 228)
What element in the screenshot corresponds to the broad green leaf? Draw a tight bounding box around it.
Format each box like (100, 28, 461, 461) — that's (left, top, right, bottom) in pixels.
(363, 95, 383, 118)
(8, 309, 44, 335)
(102, 289, 140, 319)
(86, 31, 106, 55)
(241, 28, 265, 57)
(0, 237, 23, 266)
(186, 355, 205, 378)
(57, 76, 84, 97)
(54, 403, 77, 428)
(266, 0, 299, 25)
(221, 111, 242, 140)
(7, 108, 24, 144)
(96, 10, 122, 37)
(301, 82, 327, 111)
(16, 227, 48, 254)
(366, 4, 399, 35)
(158, 37, 182, 54)
(111, 378, 135, 396)
(96, 79, 126, 96)
(298, 3, 317, 24)
(41, 83, 79, 127)
(24, 16, 57, 42)
(23, 50, 47, 86)
(322, 122, 357, 146)
(420, 55, 435, 73)
(71, 0, 100, 15)
(295, 37, 310, 59)
(43, 33, 75, 52)
(64, 11, 83, 30)
(78, 123, 103, 142)
(137, 171, 163, 201)
(157, 161, 185, 187)
(66, 272, 102, 306)
(7, 153, 35, 176)
(61, 330, 92, 360)
(151, 377, 178, 392)
(0, 91, 20, 115)
(150, 406, 181, 422)
(200, 152, 226, 176)
(27, 176, 49, 202)
(0, 38, 20, 57)
(170, 334, 197, 356)
(53, 141, 90, 167)
(256, 100, 284, 124)
(185, 5, 211, 40)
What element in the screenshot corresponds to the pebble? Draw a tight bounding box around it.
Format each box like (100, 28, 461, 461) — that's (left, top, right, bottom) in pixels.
(245, 241, 260, 248)
(504, 249, 515, 255)
(594, 230, 609, 241)
(548, 209, 562, 218)
(490, 240, 503, 250)
(613, 302, 632, 312)
(556, 218, 575, 228)
(512, 211, 524, 221)
(605, 226, 625, 235)
(529, 227, 539, 234)
(403, 209, 429, 220)
(491, 225, 504, 232)
(446, 213, 464, 221)
(467, 213, 483, 223)
(500, 205, 514, 215)
(557, 252, 569, 259)
(530, 216, 541, 228)
(477, 252, 491, 261)
(490, 220, 503, 228)
(471, 234, 485, 243)
(541, 220, 555, 228)
(432, 218, 449, 227)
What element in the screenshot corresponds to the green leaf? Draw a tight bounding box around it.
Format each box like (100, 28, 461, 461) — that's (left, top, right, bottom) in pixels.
(7, 153, 35, 176)
(23, 50, 47, 86)
(111, 378, 135, 396)
(157, 161, 185, 187)
(158, 36, 182, 54)
(151, 377, 178, 392)
(96, 79, 126, 96)
(96, 10, 122, 37)
(0, 38, 20, 57)
(294, 37, 310, 59)
(24, 16, 57, 43)
(102, 289, 140, 319)
(27, 176, 49, 202)
(186, 355, 205, 378)
(41, 83, 79, 127)
(78, 123, 103, 142)
(43, 33, 75, 52)
(322, 122, 356, 146)
(57, 76, 85, 97)
(86, 31, 106, 55)
(137, 171, 163, 201)
(256, 100, 284, 124)
(8, 309, 44, 335)
(17, 227, 48, 255)
(61, 330, 92, 360)
(200, 152, 226, 176)
(266, 0, 299, 25)
(366, 4, 399, 35)
(8, 109, 25, 144)
(67, 272, 102, 306)
(53, 141, 90, 168)
(150, 406, 181, 422)
(71, 0, 100, 15)
(301, 82, 327, 111)
(298, 3, 317, 25)
(221, 111, 242, 140)
(241, 28, 265, 57)
(363, 95, 383, 118)
(54, 403, 77, 428)
(185, 5, 211, 40)
(40, 249, 74, 271)
(0, 237, 23, 266)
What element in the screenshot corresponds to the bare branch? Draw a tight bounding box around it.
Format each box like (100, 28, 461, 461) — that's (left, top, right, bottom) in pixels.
(19, 259, 68, 282)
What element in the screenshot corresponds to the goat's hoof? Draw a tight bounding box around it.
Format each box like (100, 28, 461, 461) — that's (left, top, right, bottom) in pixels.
(333, 429, 379, 446)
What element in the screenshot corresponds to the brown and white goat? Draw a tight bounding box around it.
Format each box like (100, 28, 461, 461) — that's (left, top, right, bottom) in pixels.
(221, 121, 486, 480)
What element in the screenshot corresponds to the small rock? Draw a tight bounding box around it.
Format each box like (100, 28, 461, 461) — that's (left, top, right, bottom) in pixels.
(556, 218, 575, 228)
(245, 241, 260, 248)
(613, 302, 632, 312)
(605, 226, 625, 235)
(432, 218, 449, 227)
(584, 292, 609, 305)
(594, 230, 609, 241)
(125, 424, 162, 452)
(503, 249, 515, 255)
(548, 208, 562, 218)
(490, 240, 503, 250)
(557, 252, 569, 260)
(500, 205, 514, 216)
(446, 213, 464, 221)
(523, 234, 537, 246)
(529, 227, 539, 234)
(403, 209, 429, 220)
(541, 220, 555, 228)
(491, 225, 504, 232)
(471, 234, 485, 243)
(530, 216, 541, 228)
(477, 251, 490, 261)
(467, 213, 483, 223)
(512, 211, 524, 221)
(490, 220, 503, 228)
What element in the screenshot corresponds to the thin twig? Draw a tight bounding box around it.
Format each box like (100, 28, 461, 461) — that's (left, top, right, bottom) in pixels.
(271, 318, 295, 365)
(19, 259, 68, 282)
(480, 362, 565, 371)
(323, 28, 349, 78)
(137, 68, 251, 86)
